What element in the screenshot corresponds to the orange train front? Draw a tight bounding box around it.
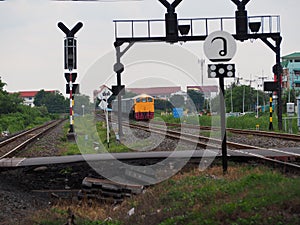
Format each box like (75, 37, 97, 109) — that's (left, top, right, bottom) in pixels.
(112, 94, 155, 120)
(132, 94, 154, 120)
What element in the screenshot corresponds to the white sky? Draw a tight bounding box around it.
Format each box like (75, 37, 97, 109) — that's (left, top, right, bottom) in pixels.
(0, 0, 299, 96)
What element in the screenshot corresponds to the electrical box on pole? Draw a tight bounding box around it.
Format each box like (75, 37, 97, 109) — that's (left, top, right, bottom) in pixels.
(287, 102, 295, 116)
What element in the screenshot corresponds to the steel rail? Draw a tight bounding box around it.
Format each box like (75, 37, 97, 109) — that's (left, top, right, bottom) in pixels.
(230, 149, 300, 171)
(0, 119, 65, 159)
(128, 122, 300, 170)
(126, 122, 258, 150)
(99, 114, 300, 170)
(149, 120, 300, 142)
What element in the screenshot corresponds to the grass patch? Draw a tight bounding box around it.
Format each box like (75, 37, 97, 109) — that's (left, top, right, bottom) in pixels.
(58, 116, 132, 155)
(31, 164, 300, 225)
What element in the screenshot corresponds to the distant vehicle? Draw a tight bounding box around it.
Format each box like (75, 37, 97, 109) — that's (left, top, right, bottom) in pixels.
(240, 112, 255, 116)
(112, 94, 155, 120)
(226, 112, 241, 117)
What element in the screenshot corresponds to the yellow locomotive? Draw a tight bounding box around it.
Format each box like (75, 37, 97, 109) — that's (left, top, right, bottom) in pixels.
(112, 94, 154, 120)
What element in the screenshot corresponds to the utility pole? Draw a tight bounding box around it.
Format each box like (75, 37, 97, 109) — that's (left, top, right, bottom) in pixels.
(243, 85, 245, 113)
(234, 75, 243, 85)
(256, 83, 259, 118)
(58, 22, 83, 140)
(225, 82, 234, 113)
(245, 77, 256, 112)
(245, 75, 256, 87)
(199, 58, 205, 87)
(257, 75, 268, 113)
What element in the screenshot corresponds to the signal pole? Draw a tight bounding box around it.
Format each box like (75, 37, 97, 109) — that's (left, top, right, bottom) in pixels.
(58, 22, 83, 140)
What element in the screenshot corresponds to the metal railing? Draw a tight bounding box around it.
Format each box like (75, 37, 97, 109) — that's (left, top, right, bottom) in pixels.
(113, 15, 280, 39)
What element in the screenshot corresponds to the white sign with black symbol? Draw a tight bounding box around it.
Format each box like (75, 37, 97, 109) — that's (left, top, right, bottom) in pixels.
(204, 31, 237, 62)
(97, 87, 112, 101)
(99, 99, 108, 110)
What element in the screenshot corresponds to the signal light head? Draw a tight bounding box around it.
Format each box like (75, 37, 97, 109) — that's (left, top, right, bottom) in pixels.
(208, 64, 235, 78)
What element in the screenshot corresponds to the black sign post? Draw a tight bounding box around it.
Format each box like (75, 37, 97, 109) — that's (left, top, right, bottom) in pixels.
(264, 81, 278, 131)
(208, 64, 236, 174)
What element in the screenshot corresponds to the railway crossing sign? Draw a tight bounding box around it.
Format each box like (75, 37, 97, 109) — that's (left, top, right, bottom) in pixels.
(99, 99, 108, 110)
(204, 31, 237, 62)
(97, 85, 112, 101)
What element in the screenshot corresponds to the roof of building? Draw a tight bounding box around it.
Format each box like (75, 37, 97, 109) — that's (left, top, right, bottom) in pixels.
(187, 85, 219, 93)
(19, 91, 39, 98)
(281, 52, 300, 68)
(18, 90, 57, 98)
(282, 52, 300, 60)
(127, 86, 181, 95)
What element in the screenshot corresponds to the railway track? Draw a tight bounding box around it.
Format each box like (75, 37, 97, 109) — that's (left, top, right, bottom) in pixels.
(127, 122, 257, 150)
(0, 119, 65, 159)
(152, 120, 300, 142)
(0, 115, 299, 205)
(117, 120, 300, 171)
(97, 114, 300, 169)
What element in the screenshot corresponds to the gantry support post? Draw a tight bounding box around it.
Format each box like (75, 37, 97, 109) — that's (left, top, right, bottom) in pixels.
(113, 42, 134, 137)
(261, 36, 283, 130)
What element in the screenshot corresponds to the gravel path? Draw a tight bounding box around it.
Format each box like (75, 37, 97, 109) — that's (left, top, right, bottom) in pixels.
(228, 132, 300, 148)
(18, 120, 67, 157)
(0, 169, 48, 225)
(0, 121, 67, 224)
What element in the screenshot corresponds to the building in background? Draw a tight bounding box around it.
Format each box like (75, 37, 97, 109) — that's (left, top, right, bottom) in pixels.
(127, 86, 181, 100)
(186, 85, 219, 99)
(282, 52, 300, 90)
(18, 90, 58, 107)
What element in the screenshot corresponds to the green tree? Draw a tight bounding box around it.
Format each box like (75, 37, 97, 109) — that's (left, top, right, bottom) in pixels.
(123, 91, 137, 98)
(187, 90, 204, 112)
(34, 90, 68, 113)
(74, 94, 93, 115)
(0, 77, 23, 114)
(154, 99, 173, 112)
(170, 94, 185, 108)
(211, 84, 269, 114)
(33, 89, 47, 106)
(225, 84, 254, 113)
(0, 78, 53, 133)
